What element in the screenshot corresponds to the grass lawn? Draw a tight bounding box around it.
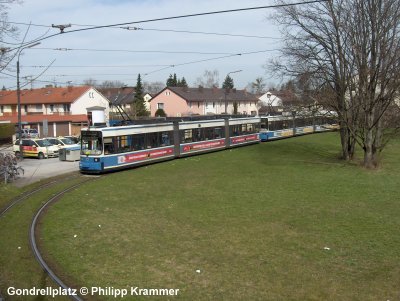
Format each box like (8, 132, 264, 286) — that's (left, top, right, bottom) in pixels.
(41, 132, 400, 301)
(0, 175, 84, 301)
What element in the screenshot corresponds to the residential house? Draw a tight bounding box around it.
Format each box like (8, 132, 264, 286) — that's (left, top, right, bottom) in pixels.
(150, 86, 260, 117)
(258, 91, 284, 115)
(0, 86, 110, 137)
(143, 93, 153, 112)
(98, 86, 135, 114)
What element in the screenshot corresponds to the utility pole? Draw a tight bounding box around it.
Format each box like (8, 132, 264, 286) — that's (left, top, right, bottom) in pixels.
(16, 42, 41, 158)
(224, 70, 242, 114)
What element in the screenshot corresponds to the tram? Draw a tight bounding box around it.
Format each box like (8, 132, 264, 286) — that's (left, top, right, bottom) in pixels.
(79, 117, 260, 173)
(259, 114, 338, 141)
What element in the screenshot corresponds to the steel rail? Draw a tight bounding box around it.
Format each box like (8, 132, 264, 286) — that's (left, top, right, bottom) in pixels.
(0, 174, 81, 217)
(29, 178, 96, 301)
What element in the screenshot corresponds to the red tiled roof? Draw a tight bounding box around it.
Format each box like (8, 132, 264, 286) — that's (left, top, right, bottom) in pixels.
(0, 114, 88, 123)
(0, 86, 91, 105)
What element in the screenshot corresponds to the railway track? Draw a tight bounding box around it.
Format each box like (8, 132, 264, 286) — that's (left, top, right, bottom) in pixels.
(0, 174, 98, 301)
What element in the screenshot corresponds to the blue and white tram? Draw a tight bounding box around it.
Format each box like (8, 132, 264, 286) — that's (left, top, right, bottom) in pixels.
(259, 114, 338, 141)
(80, 122, 175, 173)
(80, 117, 261, 173)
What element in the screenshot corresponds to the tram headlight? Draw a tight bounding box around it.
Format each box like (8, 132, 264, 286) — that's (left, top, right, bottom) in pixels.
(94, 158, 100, 162)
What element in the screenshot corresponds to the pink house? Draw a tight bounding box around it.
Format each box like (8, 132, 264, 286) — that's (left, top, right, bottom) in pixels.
(150, 86, 260, 117)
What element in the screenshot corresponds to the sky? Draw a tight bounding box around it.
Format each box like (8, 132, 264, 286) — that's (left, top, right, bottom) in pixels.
(2, 0, 283, 90)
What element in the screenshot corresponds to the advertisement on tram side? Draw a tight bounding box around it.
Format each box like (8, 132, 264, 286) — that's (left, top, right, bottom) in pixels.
(117, 146, 174, 164)
(230, 134, 259, 145)
(181, 139, 225, 153)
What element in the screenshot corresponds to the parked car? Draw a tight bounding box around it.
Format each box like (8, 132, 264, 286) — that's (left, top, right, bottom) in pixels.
(15, 128, 40, 139)
(13, 138, 59, 159)
(44, 137, 80, 149)
(64, 135, 80, 144)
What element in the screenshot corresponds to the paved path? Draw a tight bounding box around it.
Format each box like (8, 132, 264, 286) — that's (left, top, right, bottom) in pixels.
(1, 145, 80, 187)
(14, 157, 80, 187)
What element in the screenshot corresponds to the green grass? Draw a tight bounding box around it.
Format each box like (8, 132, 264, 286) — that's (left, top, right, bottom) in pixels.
(0, 175, 84, 301)
(37, 132, 400, 300)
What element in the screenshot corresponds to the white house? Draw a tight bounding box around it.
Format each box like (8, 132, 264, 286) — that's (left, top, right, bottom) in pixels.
(0, 86, 110, 136)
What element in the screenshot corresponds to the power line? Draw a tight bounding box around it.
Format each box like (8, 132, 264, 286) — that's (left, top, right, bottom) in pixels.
(126, 27, 282, 40)
(5, 0, 328, 51)
(5, 21, 282, 40)
(22, 64, 172, 68)
(32, 47, 235, 55)
(143, 49, 278, 76)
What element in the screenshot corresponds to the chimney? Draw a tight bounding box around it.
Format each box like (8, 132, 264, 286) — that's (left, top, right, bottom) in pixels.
(198, 85, 203, 93)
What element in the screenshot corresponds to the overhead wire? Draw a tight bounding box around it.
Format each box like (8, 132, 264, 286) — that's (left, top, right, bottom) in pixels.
(4, 0, 328, 52)
(1, 1, 328, 88)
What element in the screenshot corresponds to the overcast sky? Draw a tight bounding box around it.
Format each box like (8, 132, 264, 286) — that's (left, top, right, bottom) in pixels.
(2, 0, 283, 90)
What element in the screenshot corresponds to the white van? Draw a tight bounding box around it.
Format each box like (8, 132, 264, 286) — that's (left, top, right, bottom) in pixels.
(13, 138, 59, 159)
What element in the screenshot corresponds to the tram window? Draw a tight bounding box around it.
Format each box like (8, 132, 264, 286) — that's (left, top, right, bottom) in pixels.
(104, 137, 115, 155)
(113, 135, 132, 153)
(230, 125, 240, 137)
(260, 122, 268, 129)
(146, 132, 158, 148)
(191, 128, 201, 142)
(248, 124, 255, 133)
(161, 132, 172, 146)
(203, 128, 213, 140)
(242, 124, 247, 133)
(132, 134, 145, 150)
(214, 127, 224, 139)
(180, 129, 193, 143)
(81, 131, 103, 155)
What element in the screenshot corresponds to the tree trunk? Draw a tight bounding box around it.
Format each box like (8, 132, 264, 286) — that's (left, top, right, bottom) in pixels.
(363, 110, 378, 168)
(339, 121, 350, 160)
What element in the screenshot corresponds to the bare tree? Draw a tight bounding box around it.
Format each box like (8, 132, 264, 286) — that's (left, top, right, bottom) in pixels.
(0, 0, 20, 71)
(143, 81, 164, 94)
(346, 0, 400, 168)
(271, 0, 400, 168)
(248, 77, 267, 94)
(83, 78, 98, 87)
(194, 69, 220, 88)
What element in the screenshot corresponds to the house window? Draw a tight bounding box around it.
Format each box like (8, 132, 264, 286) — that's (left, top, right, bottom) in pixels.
(63, 104, 71, 112)
(213, 102, 215, 108)
(50, 104, 54, 112)
(0, 105, 3, 113)
(157, 103, 164, 110)
(164, 91, 171, 96)
(36, 104, 42, 111)
(198, 102, 200, 108)
(189, 102, 192, 108)
(24, 105, 28, 113)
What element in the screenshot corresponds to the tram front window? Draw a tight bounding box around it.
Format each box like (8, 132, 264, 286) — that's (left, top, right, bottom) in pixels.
(81, 131, 103, 155)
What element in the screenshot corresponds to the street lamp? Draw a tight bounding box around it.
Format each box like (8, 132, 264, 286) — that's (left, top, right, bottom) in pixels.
(224, 70, 242, 114)
(16, 42, 41, 157)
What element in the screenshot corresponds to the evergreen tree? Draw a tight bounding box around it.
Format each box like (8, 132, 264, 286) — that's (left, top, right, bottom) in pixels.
(222, 75, 234, 89)
(166, 74, 175, 87)
(173, 73, 178, 86)
(132, 73, 149, 117)
(180, 77, 188, 87)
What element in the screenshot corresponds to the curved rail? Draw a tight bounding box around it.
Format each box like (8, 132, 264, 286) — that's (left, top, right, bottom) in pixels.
(0, 173, 84, 217)
(0, 180, 59, 217)
(29, 177, 96, 301)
